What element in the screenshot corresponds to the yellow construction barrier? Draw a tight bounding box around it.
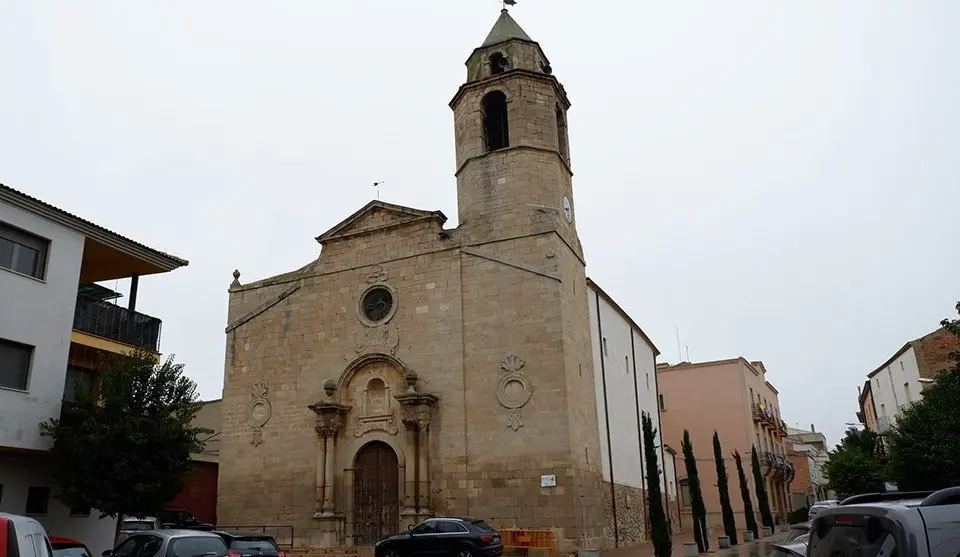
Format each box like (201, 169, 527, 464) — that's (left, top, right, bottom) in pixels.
(499, 529, 556, 557)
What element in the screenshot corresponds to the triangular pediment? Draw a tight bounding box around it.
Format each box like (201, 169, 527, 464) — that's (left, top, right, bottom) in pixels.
(316, 200, 447, 244)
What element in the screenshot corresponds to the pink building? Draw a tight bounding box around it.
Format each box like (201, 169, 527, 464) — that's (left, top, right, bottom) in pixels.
(656, 358, 794, 533)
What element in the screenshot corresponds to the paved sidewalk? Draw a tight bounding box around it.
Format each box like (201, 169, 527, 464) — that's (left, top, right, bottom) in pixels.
(601, 531, 781, 557)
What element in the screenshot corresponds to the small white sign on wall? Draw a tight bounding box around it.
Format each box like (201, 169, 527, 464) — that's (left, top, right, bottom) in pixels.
(540, 474, 557, 488)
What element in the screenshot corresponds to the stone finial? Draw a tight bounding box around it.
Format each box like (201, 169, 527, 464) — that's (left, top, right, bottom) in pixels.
(231, 269, 242, 288)
(323, 379, 338, 398)
(403, 368, 419, 393)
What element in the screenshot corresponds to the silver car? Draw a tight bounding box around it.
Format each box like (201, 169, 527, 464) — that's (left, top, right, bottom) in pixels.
(104, 530, 228, 557)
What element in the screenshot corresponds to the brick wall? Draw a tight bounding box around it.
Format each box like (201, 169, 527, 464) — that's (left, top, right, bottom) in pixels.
(914, 327, 960, 381)
(787, 454, 811, 507)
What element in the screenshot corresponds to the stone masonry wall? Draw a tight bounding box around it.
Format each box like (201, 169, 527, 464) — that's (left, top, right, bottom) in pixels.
(915, 327, 959, 381)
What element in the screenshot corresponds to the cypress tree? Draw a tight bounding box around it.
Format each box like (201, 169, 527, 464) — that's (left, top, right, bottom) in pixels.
(682, 430, 709, 552)
(712, 432, 738, 545)
(642, 412, 672, 557)
(750, 445, 774, 533)
(734, 450, 758, 539)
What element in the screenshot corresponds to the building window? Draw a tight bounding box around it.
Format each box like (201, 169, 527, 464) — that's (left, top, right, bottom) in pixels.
(70, 504, 91, 517)
(0, 223, 49, 280)
(602, 338, 608, 357)
(646, 372, 650, 390)
(481, 91, 509, 151)
(0, 338, 33, 391)
(358, 285, 396, 326)
(625, 355, 629, 374)
(556, 104, 569, 162)
(659, 393, 666, 411)
(679, 479, 691, 507)
(904, 382, 911, 403)
(64, 365, 95, 402)
(25, 486, 50, 515)
(489, 52, 508, 75)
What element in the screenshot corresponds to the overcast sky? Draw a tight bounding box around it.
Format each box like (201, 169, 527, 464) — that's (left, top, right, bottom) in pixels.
(2, 1, 957, 449)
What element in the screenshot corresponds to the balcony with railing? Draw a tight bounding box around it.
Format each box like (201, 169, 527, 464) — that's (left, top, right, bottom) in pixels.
(73, 294, 163, 352)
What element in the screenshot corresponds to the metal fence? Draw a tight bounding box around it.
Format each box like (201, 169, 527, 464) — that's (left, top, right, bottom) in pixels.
(73, 295, 163, 351)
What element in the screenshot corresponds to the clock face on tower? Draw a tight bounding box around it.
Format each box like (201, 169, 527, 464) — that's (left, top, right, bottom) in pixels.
(562, 196, 572, 223)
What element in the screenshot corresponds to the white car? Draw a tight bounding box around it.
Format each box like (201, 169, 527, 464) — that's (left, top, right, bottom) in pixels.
(807, 499, 839, 519)
(0, 512, 55, 557)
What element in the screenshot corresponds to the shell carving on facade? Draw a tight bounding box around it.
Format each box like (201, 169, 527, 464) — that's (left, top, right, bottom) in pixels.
(497, 355, 532, 431)
(247, 382, 272, 446)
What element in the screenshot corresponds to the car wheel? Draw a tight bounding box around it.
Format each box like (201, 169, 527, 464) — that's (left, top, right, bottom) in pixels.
(383, 548, 402, 557)
(455, 550, 474, 557)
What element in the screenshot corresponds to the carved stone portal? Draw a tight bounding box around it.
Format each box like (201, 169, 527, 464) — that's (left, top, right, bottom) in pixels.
(309, 388, 351, 518)
(394, 370, 438, 515)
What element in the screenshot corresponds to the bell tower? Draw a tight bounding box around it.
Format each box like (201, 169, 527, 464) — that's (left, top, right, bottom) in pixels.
(450, 9, 581, 258)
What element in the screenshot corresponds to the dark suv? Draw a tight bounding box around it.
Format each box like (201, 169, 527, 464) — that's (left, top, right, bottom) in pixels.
(374, 517, 503, 557)
(808, 486, 960, 557)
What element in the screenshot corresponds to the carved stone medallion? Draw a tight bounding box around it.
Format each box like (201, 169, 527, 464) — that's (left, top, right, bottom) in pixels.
(352, 325, 400, 358)
(497, 355, 532, 432)
(247, 382, 272, 446)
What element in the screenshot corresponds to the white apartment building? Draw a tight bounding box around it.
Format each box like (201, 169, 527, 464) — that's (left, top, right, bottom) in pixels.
(587, 278, 679, 548)
(865, 327, 958, 434)
(0, 184, 187, 555)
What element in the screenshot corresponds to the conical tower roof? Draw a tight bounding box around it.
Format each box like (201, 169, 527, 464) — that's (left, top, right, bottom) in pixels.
(481, 9, 534, 46)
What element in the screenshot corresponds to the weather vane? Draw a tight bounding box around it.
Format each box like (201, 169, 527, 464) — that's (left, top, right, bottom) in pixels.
(373, 181, 386, 200)
(501, 0, 516, 9)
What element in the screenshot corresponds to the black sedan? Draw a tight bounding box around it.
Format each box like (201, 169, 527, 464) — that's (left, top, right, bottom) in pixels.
(375, 517, 503, 557)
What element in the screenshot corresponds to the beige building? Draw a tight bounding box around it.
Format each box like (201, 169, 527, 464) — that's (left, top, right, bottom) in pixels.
(656, 358, 794, 531)
(784, 426, 832, 510)
(215, 9, 664, 553)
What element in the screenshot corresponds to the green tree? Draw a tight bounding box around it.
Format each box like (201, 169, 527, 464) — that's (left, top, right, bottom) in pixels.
(40, 349, 211, 523)
(642, 412, 672, 557)
(885, 301, 960, 490)
(733, 450, 758, 539)
(750, 445, 774, 532)
(822, 427, 885, 498)
(713, 432, 738, 545)
(682, 430, 709, 552)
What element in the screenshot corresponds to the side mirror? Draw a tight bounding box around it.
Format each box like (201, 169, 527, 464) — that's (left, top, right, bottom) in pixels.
(102, 551, 113, 557)
(407, 524, 414, 532)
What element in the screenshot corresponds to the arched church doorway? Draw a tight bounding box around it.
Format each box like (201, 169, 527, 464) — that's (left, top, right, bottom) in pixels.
(353, 441, 399, 545)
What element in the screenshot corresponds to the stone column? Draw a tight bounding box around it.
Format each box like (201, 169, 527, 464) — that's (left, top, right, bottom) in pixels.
(314, 424, 328, 517)
(323, 433, 336, 515)
(402, 422, 418, 514)
(417, 420, 432, 513)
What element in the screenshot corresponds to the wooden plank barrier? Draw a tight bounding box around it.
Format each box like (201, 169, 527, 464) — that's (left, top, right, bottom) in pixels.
(499, 529, 556, 557)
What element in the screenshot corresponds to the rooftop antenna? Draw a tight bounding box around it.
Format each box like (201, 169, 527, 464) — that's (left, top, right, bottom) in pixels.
(685, 345, 690, 362)
(372, 181, 386, 200)
(675, 326, 682, 362)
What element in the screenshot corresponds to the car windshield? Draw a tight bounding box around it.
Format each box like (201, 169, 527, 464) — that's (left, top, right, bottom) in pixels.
(467, 521, 496, 533)
(52, 547, 90, 557)
(809, 520, 897, 557)
(121, 522, 155, 531)
(168, 537, 228, 557)
(230, 539, 279, 552)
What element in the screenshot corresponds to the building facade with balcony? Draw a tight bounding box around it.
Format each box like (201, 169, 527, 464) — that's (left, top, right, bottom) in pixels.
(859, 327, 959, 436)
(0, 183, 187, 555)
(656, 358, 795, 531)
(785, 425, 833, 510)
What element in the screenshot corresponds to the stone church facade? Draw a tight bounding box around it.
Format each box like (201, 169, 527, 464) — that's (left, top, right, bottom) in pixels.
(217, 10, 662, 553)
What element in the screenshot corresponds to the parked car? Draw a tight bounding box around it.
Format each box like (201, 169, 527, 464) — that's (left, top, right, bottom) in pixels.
(102, 530, 227, 557)
(212, 532, 285, 557)
(809, 487, 960, 557)
(0, 512, 54, 557)
(375, 517, 503, 557)
(49, 536, 92, 557)
(782, 521, 810, 542)
(807, 499, 839, 519)
(117, 517, 160, 543)
(156, 510, 214, 532)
